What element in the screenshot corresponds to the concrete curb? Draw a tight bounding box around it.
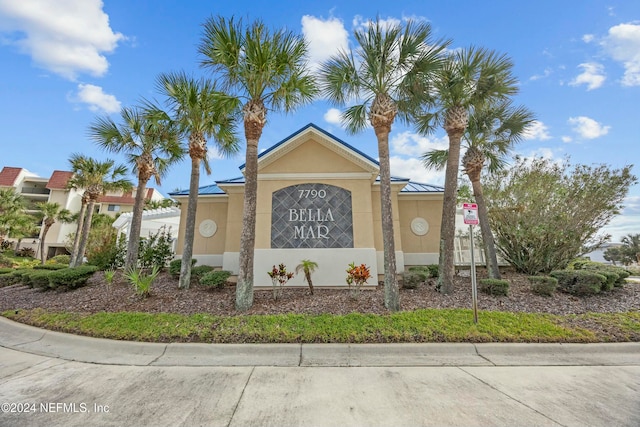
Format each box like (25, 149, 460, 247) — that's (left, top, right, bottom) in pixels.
(1, 316, 639, 367)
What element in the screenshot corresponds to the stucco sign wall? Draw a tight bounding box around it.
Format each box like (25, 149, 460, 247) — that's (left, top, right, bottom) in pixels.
(271, 183, 353, 248)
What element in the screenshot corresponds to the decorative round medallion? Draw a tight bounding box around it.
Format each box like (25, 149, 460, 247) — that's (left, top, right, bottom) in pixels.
(410, 217, 429, 236)
(198, 219, 217, 238)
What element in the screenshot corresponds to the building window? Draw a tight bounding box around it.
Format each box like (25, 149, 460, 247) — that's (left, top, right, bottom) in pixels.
(107, 204, 120, 212)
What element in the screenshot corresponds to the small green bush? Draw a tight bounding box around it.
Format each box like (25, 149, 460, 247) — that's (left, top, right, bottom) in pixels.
(48, 265, 99, 290)
(550, 270, 605, 296)
(48, 254, 70, 265)
(402, 271, 425, 289)
(573, 261, 630, 287)
(408, 265, 439, 278)
(15, 247, 35, 258)
(191, 265, 214, 282)
(479, 278, 510, 296)
(527, 276, 558, 297)
(0, 269, 26, 287)
(0, 267, 12, 275)
(169, 258, 197, 278)
(200, 270, 232, 289)
(0, 254, 13, 268)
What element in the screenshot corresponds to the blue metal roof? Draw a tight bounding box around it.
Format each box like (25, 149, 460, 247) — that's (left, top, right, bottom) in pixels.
(168, 183, 226, 196)
(239, 123, 380, 169)
(400, 181, 444, 193)
(171, 177, 443, 196)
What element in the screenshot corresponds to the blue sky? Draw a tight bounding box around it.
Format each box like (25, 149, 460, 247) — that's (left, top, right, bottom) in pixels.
(1, 0, 639, 242)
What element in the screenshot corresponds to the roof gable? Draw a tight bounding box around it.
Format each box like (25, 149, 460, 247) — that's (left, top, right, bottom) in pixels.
(241, 123, 380, 175)
(0, 167, 23, 187)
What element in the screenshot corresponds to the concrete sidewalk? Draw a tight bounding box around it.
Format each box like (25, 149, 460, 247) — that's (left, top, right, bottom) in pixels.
(1, 316, 639, 426)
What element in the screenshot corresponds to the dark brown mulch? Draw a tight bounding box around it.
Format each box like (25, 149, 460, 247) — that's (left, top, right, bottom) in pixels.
(1, 269, 638, 317)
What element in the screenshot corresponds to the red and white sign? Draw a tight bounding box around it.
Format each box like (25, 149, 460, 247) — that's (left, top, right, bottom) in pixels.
(463, 203, 479, 225)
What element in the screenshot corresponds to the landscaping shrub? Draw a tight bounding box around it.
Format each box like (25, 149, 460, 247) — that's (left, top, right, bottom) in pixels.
(15, 247, 35, 258)
(550, 270, 606, 296)
(402, 271, 425, 289)
(30, 270, 53, 290)
(408, 265, 439, 278)
(0, 254, 13, 268)
(169, 258, 197, 278)
(0, 269, 27, 287)
(48, 265, 99, 290)
(575, 261, 630, 287)
(479, 278, 510, 296)
(527, 276, 558, 297)
(48, 254, 70, 265)
(191, 265, 214, 283)
(0, 267, 12, 275)
(138, 226, 174, 269)
(200, 270, 232, 289)
(124, 266, 160, 298)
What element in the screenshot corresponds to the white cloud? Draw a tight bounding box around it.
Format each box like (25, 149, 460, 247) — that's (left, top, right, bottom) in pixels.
(568, 116, 610, 139)
(390, 156, 444, 185)
(352, 15, 403, 32)
(529, 67, 552, 81)
(602, 22, 640, 86)
(323, 108, 343, 126)
(569, 62, 606, 90)
(561, 136, 573, 143)
(301, 15, 348, 70)
(70, 83, 120, 113)
(582, 34, 595, 43)
(0, 0, 124, 80)
(390, 131, 448, 157)
(522, 120, 551, 141)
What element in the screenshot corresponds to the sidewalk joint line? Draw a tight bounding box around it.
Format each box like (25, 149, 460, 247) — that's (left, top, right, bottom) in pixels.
(227, 366, 255, 427)
(458, 367, 568, 427)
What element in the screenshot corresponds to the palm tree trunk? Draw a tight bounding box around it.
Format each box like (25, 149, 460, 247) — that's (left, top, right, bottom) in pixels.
(69, 201, 87, 267)
(178, 157, 201, 289)
(236, 137, 258, 311)
(75, 200, 96, 267)
(305, 271, 314, 295)
(438, 131, 462, 294)
(470, 178, 501, 279)
(40, 221, 52, 265)
(124, 181, 149, 271)
(376, 128, 400, 311)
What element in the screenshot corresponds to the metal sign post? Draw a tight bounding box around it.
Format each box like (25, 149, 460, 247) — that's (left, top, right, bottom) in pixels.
(463, 203, 479, 324)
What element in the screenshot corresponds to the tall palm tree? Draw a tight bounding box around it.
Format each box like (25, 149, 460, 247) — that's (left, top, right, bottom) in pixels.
(319, 18, 447, 311)
(423, 100, 535, 279)
(67, 154, 131, 267)
(89, 106, 183, 270)
(199, 16, 317, 311)
(156, 71, 240, 289)
(415, 47, 519, 293)
(36, 202, 71, 264)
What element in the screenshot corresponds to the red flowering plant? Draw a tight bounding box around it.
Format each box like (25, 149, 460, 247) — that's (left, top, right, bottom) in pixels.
(345, 262, 372, 298)
(267, 263, 295, 300)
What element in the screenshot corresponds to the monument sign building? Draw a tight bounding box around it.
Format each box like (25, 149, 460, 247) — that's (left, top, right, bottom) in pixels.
(170, 123, 443, 287)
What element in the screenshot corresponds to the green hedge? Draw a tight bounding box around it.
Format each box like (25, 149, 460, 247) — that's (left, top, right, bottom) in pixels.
(527, 276, 558, 297)
(48, 265, 99, 290)
(408, 265, 439, 278)
(402, 271, 425, 289)
(479, 278, 510, 296)
(550, 270, 606, 296)
(200, 270, 232, 289)
(168, 258, 197, 278)
(34, 264, 68, 271)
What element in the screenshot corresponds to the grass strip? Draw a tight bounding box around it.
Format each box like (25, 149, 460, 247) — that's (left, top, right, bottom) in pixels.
(1, 308, 616, 343)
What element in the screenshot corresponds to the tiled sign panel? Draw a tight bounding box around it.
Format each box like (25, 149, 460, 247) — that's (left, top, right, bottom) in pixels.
(271, 183, 354, 248)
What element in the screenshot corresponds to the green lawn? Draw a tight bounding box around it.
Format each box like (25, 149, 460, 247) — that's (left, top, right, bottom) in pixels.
(5, 308, 639, 343)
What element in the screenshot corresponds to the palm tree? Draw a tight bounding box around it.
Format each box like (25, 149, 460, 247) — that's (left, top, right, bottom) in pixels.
(319, 18, 447, 311)
(156, 71, 240, 289)
(199, 16, 317, 311)
(415, 47, 519, 293)
(0, 188, 33, 243)
(89, 106, 183, 270)
(423, 100, 535, 279)
(36, 202, 71, 264)
(67, 154, 131, 267)
(295, 259, 318, 295)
